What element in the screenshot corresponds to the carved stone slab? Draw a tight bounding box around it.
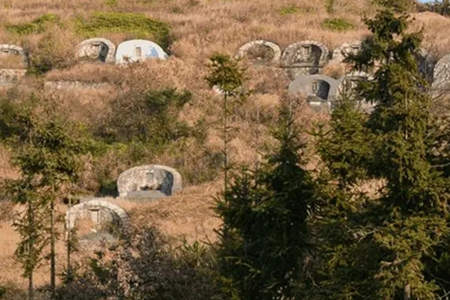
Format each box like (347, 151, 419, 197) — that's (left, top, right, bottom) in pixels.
(237, 40, 281, 65)
(281, 41, 329, 78)
(117, 164, 182, 198)
(336, 71, 374, 112)
(115, 40, 168, 64)
(76, 38, 116, 63)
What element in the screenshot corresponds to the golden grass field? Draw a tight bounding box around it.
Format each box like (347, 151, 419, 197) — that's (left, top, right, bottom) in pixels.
(0, 0, 449, 293)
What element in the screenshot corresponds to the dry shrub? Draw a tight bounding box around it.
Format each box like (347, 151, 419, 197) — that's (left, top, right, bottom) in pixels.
(322, 62, 346, 79)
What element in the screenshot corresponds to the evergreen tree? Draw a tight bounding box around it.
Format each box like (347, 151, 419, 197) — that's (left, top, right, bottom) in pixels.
(216, 101, 317, 299)
(206, 54, 246, 191)
(1, 96, 87, 299)
(313, 0, 449, 298)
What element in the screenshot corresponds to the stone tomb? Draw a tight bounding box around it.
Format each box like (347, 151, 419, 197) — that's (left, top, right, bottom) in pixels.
(115, 40, 168, 64)
(330, 41, 361, 65)
(237, 40, 282, 65)
(288, 74, 338, 112)
(281, 41, 329, 79)
(65, 199, 129, 241)
(117, 164, 182, 199)
(433, 54, 450, 89)
(76, 38, 116, 63)
(337, 72, 375, 112)
(0, 44, 28, 85)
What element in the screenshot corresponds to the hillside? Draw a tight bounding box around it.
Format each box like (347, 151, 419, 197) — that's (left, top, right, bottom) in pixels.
(0, 0, 449, 297)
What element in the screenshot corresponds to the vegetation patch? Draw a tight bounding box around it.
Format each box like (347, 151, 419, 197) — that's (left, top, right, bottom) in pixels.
(75, 12, 171, 50)
(279, 5, 301, 15)
(322, 17, 355, 31)
(6, 14, 60, 35)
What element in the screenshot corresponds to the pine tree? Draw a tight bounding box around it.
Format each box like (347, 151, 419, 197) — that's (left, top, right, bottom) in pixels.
(206, 54, 247, 191)
(312, 0, 449, 298)
(216, 101, 317, 299)
(1, 96, 87, 299)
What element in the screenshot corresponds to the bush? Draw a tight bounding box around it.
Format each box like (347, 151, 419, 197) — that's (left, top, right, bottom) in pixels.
(76, 12, 171, 50)
(98, 88, 192, 145)
(279, 5, 301, 15)
(27, 30, 77, 74)
(6, 14, 60, 35)
(56, 226, 224, 300)
(322, 17, 355, 31)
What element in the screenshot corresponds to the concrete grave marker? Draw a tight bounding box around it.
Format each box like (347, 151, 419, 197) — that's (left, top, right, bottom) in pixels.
(281, 41, 329, 79)
(65, 198, 129, 238)
(0, 44, 28, 85)
(117, 164, 182, 199)
(433, 54, 450, 89)
(237, 40, 281, 65)
(76, 38, 116, 63)
(115, 40, 168, 64)
(288, 74, 338, 112)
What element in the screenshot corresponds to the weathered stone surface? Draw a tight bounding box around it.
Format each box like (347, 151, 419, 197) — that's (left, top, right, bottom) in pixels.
(0, 69, 26, 85)
(336, 71, 375, 112)
(117, 164, 182, 198)
(288, 74, 338, 112)
(330, 41, 361, 64)
(0, 45, 28, 85)
(44, 80, 112, 90)
(65, 198, 129, 232)
(433, 54, 450, 89)
(115, 40, 168, 64)
(76, 38, 116, 63)
(281, 41, 329, 78)
(415, 48, 435, 83)
(237, 40, 281, 65)
(0, 44, 28, 67)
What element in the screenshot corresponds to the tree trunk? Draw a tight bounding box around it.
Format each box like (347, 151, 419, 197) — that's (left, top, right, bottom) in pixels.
(50, 197, 55, 299)
(28, 269, 33, 300)
(66, 196, 71, 281)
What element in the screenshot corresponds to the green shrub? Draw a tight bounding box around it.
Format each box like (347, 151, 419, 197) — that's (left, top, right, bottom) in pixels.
(322, 17, 355, 31)
(279, 5, 301, 15)
(325, 0, 336, 13)
(6, 14, 60, 35)
(98, 88, 192, 145)
(76, 12, 171, 50)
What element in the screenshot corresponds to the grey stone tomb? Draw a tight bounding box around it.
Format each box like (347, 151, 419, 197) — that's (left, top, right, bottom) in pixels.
(0, 44, 28, 85)
(76, 38, 116, 63)
(288, 74, 339, 112)
(433, 54, 450, 90)
(117, 164, 182, 199)
(337, 71, 375, 112)
(281, 41, 329, 79)
(330, 41, 361, 65)
(65, 198, 129, 238)
(237, 40, 281, 65)
(115, 40, 168, 64)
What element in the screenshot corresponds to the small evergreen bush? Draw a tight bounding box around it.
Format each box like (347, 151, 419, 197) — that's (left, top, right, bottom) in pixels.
(75, 12, 171, 50)
(322, 17, 355, 31)
(6, 14, 60, 35)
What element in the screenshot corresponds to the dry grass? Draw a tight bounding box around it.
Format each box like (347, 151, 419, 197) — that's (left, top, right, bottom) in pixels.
(0, 0, 449, 294)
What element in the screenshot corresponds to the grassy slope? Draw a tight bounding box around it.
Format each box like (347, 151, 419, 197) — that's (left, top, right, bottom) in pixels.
(0, 0, 449, 291)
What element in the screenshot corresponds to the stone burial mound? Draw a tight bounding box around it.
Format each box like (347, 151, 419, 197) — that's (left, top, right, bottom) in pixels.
(65, 198, 129, 247)
(281, 41, 329, 79)
(236, 40, 282, 66)
(117, 164, 182, 200)
(288, 74, 339, 112)
(115, 39, 168, 64)
(76, 38, 116, 63)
